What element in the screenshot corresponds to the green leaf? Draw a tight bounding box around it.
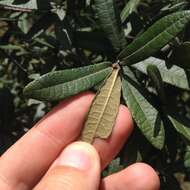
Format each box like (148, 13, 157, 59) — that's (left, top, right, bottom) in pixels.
(168, 115, 190, 142)
(80, 67, 121, 143)
(118, 10, 190, 65)
(94, 0, 126, 52)
(122, 68, 165, 149)
(147, 65, 166, 104)
(23, 62, 112, 101)
(184, 144, 190, 168)
(132, 57, 190, 90)
(120, 0, 141, 23)
(169, 42, 190, 69)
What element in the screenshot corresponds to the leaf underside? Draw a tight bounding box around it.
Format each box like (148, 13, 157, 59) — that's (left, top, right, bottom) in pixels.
(119, 10, 190, 65)
(122, 68, 165, 149)
(80, 67, 121, 143)
(23, 62, 112, 101)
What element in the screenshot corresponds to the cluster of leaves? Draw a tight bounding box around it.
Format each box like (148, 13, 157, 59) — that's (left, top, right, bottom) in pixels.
(1, 0, 190, 189)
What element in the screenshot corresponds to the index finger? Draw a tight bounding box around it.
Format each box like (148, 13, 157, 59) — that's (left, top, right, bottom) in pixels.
(0, 92, 94, 190)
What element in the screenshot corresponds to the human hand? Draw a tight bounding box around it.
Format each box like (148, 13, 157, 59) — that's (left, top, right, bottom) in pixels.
(0, 92, 160, 190)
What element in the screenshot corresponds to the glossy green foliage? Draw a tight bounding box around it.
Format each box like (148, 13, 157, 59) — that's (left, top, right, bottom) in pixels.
(132, 57, 190, 90)
(119, 10, 190, 65)
(94, 0, 126, 52)
(122, 68, 165, 149)
(23, 62, 112, 101)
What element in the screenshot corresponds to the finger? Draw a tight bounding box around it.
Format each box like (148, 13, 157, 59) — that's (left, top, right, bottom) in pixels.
(93, 105, 133, 169)
(100, 163, 160, 190)
(0, 92, 95, 190)
(34, 142, 101, 190)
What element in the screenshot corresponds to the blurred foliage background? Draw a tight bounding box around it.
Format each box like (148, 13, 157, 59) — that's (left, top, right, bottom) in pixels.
(0, 0, 190, 189)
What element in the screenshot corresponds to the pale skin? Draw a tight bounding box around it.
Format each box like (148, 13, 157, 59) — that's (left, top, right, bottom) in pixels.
(0, 92, 160, 190)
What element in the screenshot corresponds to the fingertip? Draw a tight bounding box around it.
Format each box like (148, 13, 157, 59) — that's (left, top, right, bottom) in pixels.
(54, 141, 100, 172)
(125, 163, 160, 190)
(101, 163, 160, 190)
(35, 142, 101, 190)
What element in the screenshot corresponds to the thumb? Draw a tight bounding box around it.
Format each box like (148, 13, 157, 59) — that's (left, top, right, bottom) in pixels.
(34, 142, 101, 190)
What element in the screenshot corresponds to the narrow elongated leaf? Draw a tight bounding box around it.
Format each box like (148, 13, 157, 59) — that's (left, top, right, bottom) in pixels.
(168, 115, 190, 141)
(119, 10, 190, 65)
(122, 68, 165, 149)
(120, 0, 141, 23)
(184, 145, 190, 168)
(132, 57, 190, 90)
(94, 0, 126, 52)
(23, 62, 112, 101)
(81, 67, 121, 143)
(147, 65, 166, 104)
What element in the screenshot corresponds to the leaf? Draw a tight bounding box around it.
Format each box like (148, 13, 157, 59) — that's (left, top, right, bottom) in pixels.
(184, 144, 190, 168)
(23, 62, 112, 101)
(147, 65, 166, 104)
(80, 66, 121, 143)
(169, 42, 190, 69)
(120, 0, 141, 23)
(168, 115, 190, 142)
(94, 0, 126, 52)
(122, 68, 165, 149)
(118, 10, 190, 65)
(132, 57, 190, 90)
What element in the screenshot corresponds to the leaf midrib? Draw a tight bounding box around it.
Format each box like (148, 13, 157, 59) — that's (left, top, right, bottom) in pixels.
(125, 80, 157, 141)
(171, 117, 190, 139)
(28, 67, 112, 93)
(94, 68, 119, 135)
(96, 0, 120, 48)
(122, 12, 188, 62)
